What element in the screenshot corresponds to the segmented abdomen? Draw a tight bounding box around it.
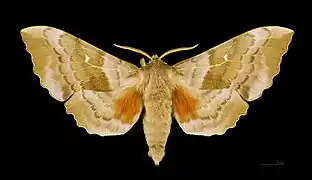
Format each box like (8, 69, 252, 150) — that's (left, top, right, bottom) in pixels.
(143, 94, 172, 165)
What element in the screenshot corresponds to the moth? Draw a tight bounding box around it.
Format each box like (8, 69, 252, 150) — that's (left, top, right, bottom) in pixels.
(21, 26, 294, 165)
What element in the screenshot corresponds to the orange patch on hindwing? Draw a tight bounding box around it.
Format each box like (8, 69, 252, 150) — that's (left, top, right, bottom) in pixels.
(113, 88, 142, 124)
(172, 87, 199, 123)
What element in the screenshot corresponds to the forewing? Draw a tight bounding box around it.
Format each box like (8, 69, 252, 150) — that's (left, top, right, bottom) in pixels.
(172, 26, 294, 136)
(21, 26, 143, 135)
(21, 26, 140, 101)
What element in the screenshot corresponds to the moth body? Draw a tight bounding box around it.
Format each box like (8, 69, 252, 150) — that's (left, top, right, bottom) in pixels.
(138, 55, 174, 165)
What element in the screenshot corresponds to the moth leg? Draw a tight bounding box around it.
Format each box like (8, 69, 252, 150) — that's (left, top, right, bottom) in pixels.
(140, 58, 146, 67)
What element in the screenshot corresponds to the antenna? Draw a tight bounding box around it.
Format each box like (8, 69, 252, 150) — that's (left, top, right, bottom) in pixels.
(114, 44, 152, 60)
(160, 44, 198, 59)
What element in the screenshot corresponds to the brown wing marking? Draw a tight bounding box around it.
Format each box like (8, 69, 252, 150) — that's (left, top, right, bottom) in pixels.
(172, 87, 200, 123)
(113, 87, 143, 124)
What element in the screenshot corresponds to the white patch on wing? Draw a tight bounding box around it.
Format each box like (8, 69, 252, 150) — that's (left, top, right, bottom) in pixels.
(85, 54, 90, 63)
(224, 53, 228, 61)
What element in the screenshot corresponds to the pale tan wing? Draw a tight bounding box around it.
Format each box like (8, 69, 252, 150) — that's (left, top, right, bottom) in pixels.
(172, 26, 294, 136)
(21, 26, 143, 136)
(21, 26, 139, 102)
(172, 87, 248, 136)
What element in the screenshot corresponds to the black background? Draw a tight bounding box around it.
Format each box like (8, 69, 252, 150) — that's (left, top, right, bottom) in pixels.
(12, 6, 302, 178)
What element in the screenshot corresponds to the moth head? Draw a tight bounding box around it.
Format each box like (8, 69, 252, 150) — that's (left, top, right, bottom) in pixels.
(144, 54, 163, 66)
(151, 54, 160, 62)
